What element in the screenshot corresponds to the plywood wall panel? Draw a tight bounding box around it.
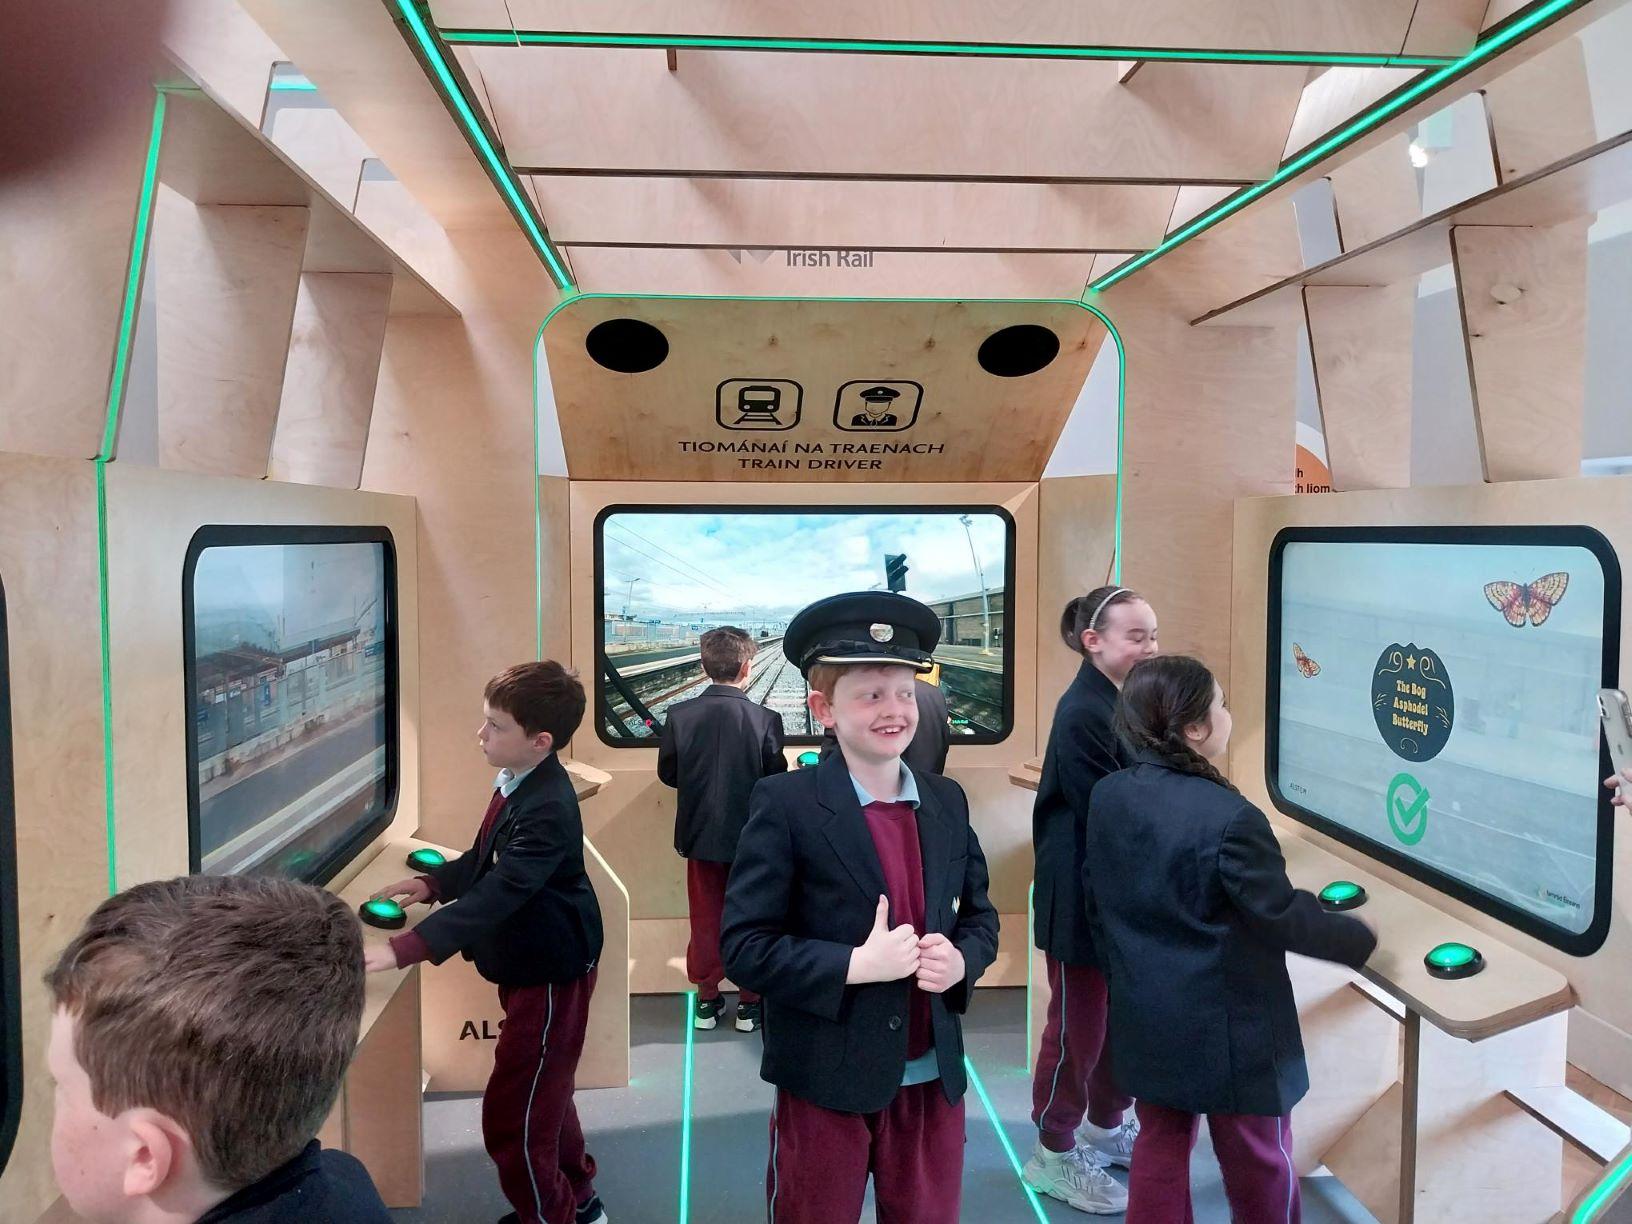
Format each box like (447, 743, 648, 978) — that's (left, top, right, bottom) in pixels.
(270, 272, 393, 489)
(1303, 284, 1416, 491)
(152, 192, 308, 477)
(102, 464, 420, 891)
(0, 455, 108, 1221)
(1452, 221, 1588, 482)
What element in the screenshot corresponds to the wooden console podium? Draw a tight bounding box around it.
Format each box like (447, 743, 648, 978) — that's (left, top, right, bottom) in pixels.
(1007, 762, 1627, 1223)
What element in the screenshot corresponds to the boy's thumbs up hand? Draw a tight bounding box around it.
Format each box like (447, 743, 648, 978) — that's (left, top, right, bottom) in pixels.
(846, 894, 922, 984)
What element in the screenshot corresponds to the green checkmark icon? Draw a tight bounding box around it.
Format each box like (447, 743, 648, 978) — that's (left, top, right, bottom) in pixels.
(1386, 773, 1430, 845)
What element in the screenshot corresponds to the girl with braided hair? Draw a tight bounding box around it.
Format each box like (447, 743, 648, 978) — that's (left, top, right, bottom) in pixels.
(1025, 586, 1157, 1214)
(1085, 656, 1376, 1222)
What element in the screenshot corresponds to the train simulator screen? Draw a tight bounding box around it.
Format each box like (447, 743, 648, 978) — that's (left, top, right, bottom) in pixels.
(1267, 526, 1621, 954)
(0, 576, 20, 1175)
(595, 506, 1015, 747)
(183, 527, 397, 885)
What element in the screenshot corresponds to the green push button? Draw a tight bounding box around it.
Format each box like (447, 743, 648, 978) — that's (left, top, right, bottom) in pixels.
(1424, 941, 1484, 979)
(796, 750, 821, 769)
(1318, 880, 1368, 912)
(407, 847, 447, 871)
(359, 898, 406, 930)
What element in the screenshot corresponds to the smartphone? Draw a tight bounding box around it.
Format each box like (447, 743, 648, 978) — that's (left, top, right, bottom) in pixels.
(1599, 689, 1632, 798)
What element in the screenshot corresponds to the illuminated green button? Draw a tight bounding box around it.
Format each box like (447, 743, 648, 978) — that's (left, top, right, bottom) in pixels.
(1318, 880, 1367, 911)
(796, 750, 821, 768)
(359, 898, 406, 930)
(1424, 941, 1484, 979)
(406, 847, 447, 870)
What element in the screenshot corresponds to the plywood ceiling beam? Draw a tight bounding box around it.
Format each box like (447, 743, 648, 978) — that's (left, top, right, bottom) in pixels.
(429, 0, 1479, 57)
(529, 176, 1180, 252)
(469, 47, 1308, 182)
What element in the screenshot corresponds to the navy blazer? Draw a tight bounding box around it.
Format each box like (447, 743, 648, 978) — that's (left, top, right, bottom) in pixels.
(195, 1142, 389, 1223)
(658, 684, 788, 862)
(720, 751, 1000, 1114)
(417, 753, 603, 986)
(1032, 660, 1129, 966)
(1083, 757, 1376, 1116)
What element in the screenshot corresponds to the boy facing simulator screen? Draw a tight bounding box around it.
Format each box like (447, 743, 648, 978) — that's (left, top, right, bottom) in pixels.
(1267, 525, 1620, 955)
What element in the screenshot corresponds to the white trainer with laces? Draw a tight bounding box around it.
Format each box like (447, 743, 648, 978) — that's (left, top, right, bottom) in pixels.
(1021, 1143, 1129, 1215)
(1080, 1116, 1140, 1169)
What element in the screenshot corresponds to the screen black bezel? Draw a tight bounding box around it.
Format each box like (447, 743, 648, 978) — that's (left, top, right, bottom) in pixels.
(1265, 524, 1621, 957)
(0, 574, 21, 1177)
(593, 503, 1019, 748)
(181, 526, 400, 886)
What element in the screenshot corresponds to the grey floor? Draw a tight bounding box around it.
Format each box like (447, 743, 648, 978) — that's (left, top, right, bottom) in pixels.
(390, 989, 1376, 1223)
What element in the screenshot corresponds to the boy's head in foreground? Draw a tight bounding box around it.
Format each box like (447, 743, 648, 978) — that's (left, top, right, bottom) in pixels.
(785, 592, 940, 768)
(479, 660, 586, 773)
(46, 874, 365, 1223)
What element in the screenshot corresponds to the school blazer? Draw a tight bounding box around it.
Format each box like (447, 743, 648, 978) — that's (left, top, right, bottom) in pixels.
(720, 752, 1001, 1114)
(817, 679, 952, 776)
(416, 753, 604, 987)
(1032, 660, 1129, 967)
(1083, 757, 1376, 1116)
(658, 684, 788, 862)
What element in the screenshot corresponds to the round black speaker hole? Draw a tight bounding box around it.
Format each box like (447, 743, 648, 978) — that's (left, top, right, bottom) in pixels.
(585, 318, 669, 373)
(977, 324, 1060, 378)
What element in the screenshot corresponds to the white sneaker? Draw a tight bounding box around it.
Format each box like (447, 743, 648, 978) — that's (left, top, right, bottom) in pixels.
(1022, 1143, 1129, 1214)
(1080, 1116, 1139, 1169)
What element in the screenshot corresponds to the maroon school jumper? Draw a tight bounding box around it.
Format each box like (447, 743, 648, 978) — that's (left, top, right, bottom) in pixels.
(392, 789, 599, 1224)
(685, 859, 759, 1004)
(767, 797, 964, 1224)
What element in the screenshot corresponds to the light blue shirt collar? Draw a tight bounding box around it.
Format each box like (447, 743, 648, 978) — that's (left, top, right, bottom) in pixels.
(495, 760, 541, 797)
(850, 762, 920, 808)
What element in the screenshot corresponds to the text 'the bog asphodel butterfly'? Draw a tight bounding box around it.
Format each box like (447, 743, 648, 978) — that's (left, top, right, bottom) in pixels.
(1291, 643, 1321, 678)
(1483, 572, 1569, 628)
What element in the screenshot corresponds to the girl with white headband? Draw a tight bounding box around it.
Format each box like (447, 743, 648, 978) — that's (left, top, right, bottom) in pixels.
(1024, 585, 1158, 1214)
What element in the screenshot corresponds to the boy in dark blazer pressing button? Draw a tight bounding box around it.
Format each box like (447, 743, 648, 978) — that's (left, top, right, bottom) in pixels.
(721, 592, 1000, 1224)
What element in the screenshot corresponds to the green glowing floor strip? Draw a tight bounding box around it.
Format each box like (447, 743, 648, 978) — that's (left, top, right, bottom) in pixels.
(94, 88, 167, 894)
(965, 1055, 1050, 1223)
(440, 28, 1452, 67)
(1089, 0, 1585, 293)
(1575, 1148, 1632, 1222)
(679, 990, 696, 1224)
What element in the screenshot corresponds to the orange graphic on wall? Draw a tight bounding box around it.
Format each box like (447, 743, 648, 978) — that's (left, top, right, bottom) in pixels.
(1296, 445, 1332, 494)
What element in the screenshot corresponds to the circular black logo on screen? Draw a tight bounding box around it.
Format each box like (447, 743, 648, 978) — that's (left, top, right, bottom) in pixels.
(1371, 643, 1454, 761)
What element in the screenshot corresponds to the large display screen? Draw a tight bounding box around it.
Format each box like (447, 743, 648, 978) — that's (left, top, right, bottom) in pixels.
(1268, 526, 1620, 954)
(183, 527, 397, 885)
(595, 506, 1015, 747)
(0, 575, 20, 1176)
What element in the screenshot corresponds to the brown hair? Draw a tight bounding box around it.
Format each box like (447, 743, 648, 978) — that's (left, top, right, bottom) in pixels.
(1060, 586, 1144, 656)
(46, 874, 365, 1190)
(700, 626, 756, 682)
(805, 662, 844, 700)
(1114, 655, 1236, 792)
(485, 659, 586, 747)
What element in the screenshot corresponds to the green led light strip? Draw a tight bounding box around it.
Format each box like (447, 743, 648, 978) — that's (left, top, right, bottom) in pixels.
(964, 1055, 1050, 1223)
(532, 293, 1126, 651)
(1575, 1148, 1632, 1222)
(679, 990, 696, 1224)
(1088, 0, 1587, 293)
(440, 28, 1453, 68)
(390, 0, 576, 294)
(268, 79, 320, 92)
(94, 87, 167, 895)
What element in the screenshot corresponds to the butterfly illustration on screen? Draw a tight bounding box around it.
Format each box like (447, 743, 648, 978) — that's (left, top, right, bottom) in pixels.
(1483, 572, 1569, 627)
(1291, 643, 1321, 678)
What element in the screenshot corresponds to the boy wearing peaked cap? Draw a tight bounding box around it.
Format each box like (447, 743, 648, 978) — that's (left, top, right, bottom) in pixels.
(721, 592, 1000, 1224)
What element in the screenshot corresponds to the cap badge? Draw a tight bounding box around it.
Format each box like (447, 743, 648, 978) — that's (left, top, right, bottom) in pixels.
(869, 623, 894, 642)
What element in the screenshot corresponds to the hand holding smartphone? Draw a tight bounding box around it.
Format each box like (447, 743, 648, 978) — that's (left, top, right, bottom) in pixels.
(1599, 689, 1632, 808)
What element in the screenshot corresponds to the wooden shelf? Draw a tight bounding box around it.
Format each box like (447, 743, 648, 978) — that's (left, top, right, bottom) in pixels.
(1008, 756, 1042, 792)
(1193, 125, 1632, 327)
(162, 89, 456, 318)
